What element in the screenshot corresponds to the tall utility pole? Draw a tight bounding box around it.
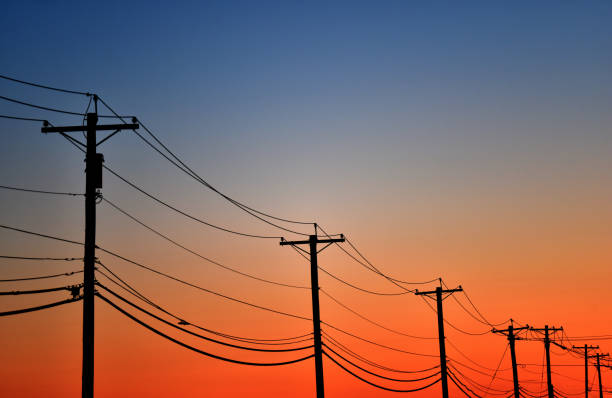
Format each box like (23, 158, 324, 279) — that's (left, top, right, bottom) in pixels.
(530, 325, 563, 398)
(492, 323, 529, 398)
(280, 232, 345, 398)
(42, 101, 138, 398)
(573, 344, 599, 398)
(415, 285, 463, 398)
(593, 353, 608, 398)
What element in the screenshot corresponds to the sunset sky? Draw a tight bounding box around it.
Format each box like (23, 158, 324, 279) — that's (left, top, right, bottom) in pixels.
(1, 1, 611, 397)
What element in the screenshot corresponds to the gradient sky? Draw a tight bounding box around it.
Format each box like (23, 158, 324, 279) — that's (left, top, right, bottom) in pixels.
(1, 1, 611, 397)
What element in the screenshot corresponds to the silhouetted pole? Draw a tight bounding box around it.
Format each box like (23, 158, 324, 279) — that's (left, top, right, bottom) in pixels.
(82, 112, 97, 398)
(493, 323, 529, 398)
(595, 353, 609, 398)
(415, 285, 462, 398)
(530, 325, 562, 398)
(573, 344, 598, 398)
(280, 232, 345, 398)
(42, 104, 138, 398)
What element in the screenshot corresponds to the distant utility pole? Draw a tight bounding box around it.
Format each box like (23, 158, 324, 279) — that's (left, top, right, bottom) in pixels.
(415, 285, 463, 398)
(492, 322, 529, 398)
(530, 325, 563, 398)
(280, 230, 345, 398)
(593, 353, 609, 398)
(573, 344, 599, 398)
(42, 97, 138, 398)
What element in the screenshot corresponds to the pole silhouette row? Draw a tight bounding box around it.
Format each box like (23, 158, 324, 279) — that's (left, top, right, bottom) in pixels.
(35, 110, 609, 398)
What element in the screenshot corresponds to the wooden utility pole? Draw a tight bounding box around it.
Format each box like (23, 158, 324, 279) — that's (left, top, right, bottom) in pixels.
(280, 232, 345, 398)
(415, 285, 462, 398)
(42, 101, 138, 398)
(590, 353, 608, 398)
(530, 325, 563, 398)
(573, 344, 599, 398)
(493, 323, 529, 398)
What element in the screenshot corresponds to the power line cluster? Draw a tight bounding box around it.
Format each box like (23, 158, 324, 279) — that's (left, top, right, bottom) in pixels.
(1, 74, 610, 398)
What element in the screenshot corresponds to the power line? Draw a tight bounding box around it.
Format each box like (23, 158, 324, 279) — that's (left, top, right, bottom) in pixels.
(448, 368, 484, 398)
(103, 165, 282, 239)
(441, 279, 511, 327)
(0, 184, 83, 196)
(0, 94, 86, 116)
(97, 97, 317, 233)
(102, 196, 309, 289)
(321, 320, 438, 358)
(96, 248, 312, 322)
(0, 284, 81, 295)
(0, 270, 82, 282)
(0, 296, 82, 317)
(97, 292, 315, 367)
(0, 74, 91, 96)
(318, 265, 410, 296)
(0, 224, 83, 246)
(320, 288, 437, 339)
(0, 255, 82, 261)
(322, 350, 442, 393)
(322, 343, 441, 382)
(0, 223, 311, 322)
(95, 265, 313, 346)
(0, 114, 49, 122)
(419, 295, 490, 336)
(97, 283, 314, 353)
(321, 331, 440, 374)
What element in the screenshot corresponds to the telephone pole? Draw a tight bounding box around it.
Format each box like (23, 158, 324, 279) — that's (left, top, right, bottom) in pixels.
(42, 99, 138, 398)
(415, 285, 463, 398)
(280, 231, 345, 398)
(530, 325, 563, 398)
(573, 344, 599, 398)
(492, 322, 529, 398)
(593, 353, 608, 398)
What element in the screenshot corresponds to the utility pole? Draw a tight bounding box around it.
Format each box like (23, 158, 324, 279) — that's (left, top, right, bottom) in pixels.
(573, 344, 599, 398)
(42, 99, 138, 398)
(492, 322, 529, 398)
(280, 230, 345, 398)
(589, 353, 608, 398)
(530, 325, 563, 398)
(415, 285, 463, 398)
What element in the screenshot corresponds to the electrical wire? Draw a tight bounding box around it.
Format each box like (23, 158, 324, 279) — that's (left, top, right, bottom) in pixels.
(318, 266, 410, 296)
(448, 368, 483, 398)
(320, 288, 437, 339)
(0, 184, 83, 196)
(0, 74, 91, 96)
(0, 270, 83, 282)
(95, 265, 312, 346)
(96, 246, 312, 321)
(0, 284, 81, 295)
(322, 350, 441, 393)
(97, 97, 317, 231)
(0, 255, 82, 261)
(97, 283, 313, 353)
(322, 343, 441, 382)
(321, 331, 440, 374)
(419, 295, 490, 336)
(102, 196, 309, 289)
(446, 339, 513, 373)
(103, 165, 282, 239)
(0, 296, 82, 317)
(97, 292, 314, 367)
(0, 224, 83, 246)
(321, 321, 438, 357)
(0, 94, 87, 116)
(0, 224, 311, 322)
(0, 114, 49, 122)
